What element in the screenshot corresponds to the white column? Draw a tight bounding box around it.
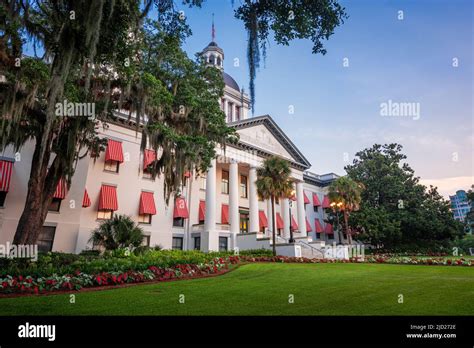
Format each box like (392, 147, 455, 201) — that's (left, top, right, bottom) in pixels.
(203, 158, 218, 251)
(248, 166, 259, 234)
(229, 161, 240, 250)
(282, 198, 290, 239)
(296, 181, 307, 237)
(266, 199, 274, 236)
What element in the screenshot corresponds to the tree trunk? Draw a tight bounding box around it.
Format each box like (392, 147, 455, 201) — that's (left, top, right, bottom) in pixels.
(271, 194, 276, 256)
(343, 210, 352, 245)
(12, 137, 62, 245)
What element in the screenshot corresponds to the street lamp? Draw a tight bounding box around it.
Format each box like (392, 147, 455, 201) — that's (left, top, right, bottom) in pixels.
(330, 201, 344, 244)
(288, 189, 296, 243)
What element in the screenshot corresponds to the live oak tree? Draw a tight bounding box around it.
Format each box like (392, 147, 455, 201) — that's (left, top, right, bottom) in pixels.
(345, 144, 463, 250)
(0, 1, 234, 244)
(1, 0, 346, 245)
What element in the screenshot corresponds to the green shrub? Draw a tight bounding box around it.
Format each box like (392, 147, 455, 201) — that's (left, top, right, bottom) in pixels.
(0, 249, 273, 278)
(88, 215, 145, 251)
(452, 235, 474, 254)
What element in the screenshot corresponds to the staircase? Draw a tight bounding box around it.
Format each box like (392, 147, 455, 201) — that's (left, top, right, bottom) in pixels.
(296, 240, 325, 259)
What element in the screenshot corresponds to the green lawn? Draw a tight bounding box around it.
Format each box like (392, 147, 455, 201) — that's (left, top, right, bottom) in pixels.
(0, 263, 473, 315)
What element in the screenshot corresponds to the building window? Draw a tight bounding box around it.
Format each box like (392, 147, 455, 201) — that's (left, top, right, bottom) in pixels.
(239, 210, 249, 233)
(104, 160, 120, 173)
(328, 234, 334, 240)
(277, 228, 282, 236)
(138, 214, 152, 224)
(200, 174, 207, 190)
(143, 236, 151, 246)
(240, 175, 248, 198)
(313, 206, 319, 213)
(172, 237, 183, 250)
(260, 226, 265, 233)
(38, 226, 56, 252)
(194, 237, 201, 250)
(173, 217, 184, 227)
(0, 192, 7, 207)
(221, 170, 229, 194)
(316, 233, 321, 239)
(48, 198, 62, 212)
(235, 106, 241, 121)
(97, 210, 113, 220)
(227, 102, 233, 122)
(219, 237, 228, 251)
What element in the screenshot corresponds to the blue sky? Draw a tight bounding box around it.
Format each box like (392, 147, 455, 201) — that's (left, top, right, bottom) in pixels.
(178, 0, 473, 197)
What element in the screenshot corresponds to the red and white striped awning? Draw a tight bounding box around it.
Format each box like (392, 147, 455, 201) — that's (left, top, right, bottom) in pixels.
(139, 191, 156, 215)
(173, 196, 189, 219)
(259, 210, 268, 229)
(0, 160, 14, 192)
(324, 223, 334, 235)
(315, 219, 324, 233)
(305, 217, 312, 232)
(303, 192, 310, 205)
(221, 204, 229, 224)
(198, 200, 206, 221)
(98, 185, 118, 211)
(143, 149, 156, 169)
(276, 213, 284, 229)
(82, 189, 91, 208)
(53, 178, 67, 200)
(313, 193, 321, 206)
(105, 139, 124, 163)
(291, 215, 298, 231)
(321, 195, 331, 208)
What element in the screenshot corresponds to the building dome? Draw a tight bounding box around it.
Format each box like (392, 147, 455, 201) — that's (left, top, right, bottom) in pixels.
(222, 71, 239, 91)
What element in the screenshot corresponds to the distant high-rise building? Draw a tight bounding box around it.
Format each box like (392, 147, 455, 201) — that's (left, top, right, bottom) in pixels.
(449, 190, 471, 222)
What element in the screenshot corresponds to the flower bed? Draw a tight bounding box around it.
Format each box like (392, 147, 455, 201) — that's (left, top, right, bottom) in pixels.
(240, 255, 473, 266)
(0, 256, 240, 295)
(363, 255, 472, 266)
(1, 251, 471, 296)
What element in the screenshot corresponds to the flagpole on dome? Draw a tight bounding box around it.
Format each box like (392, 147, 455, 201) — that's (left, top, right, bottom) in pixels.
(212, 13, 215, 41)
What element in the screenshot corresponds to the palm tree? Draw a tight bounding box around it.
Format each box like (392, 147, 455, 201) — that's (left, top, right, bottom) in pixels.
(256, 156, 293, 256)
(88, 215, 145, 251)
(328, 176, 364, 245)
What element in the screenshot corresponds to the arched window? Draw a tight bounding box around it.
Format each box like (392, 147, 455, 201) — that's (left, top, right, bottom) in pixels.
(209, 55, 216, 65)
(217, 57, 221, 66)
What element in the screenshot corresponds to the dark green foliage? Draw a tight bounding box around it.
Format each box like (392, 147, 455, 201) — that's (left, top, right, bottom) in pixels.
(0, 249, 271, 278)
(256, 156, 294, 255)
(88, 215, 145, 251)
(346, 144, 464, 250)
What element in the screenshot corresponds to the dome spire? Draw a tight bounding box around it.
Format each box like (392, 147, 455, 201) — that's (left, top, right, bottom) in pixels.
(212, 13, 215, 42)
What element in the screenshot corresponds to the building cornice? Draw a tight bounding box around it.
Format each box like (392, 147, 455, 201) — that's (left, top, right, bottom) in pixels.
(228, 115, 311, 170)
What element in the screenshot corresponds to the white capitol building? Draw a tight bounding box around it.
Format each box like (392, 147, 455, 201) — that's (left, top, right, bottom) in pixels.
(0, 38, 347, 255)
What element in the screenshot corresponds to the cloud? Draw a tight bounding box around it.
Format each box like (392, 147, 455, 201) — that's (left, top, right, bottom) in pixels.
(420, 176, 474, 199)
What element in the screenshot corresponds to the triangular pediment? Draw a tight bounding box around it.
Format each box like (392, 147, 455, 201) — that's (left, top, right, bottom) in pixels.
(228, 115, 311, 169)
